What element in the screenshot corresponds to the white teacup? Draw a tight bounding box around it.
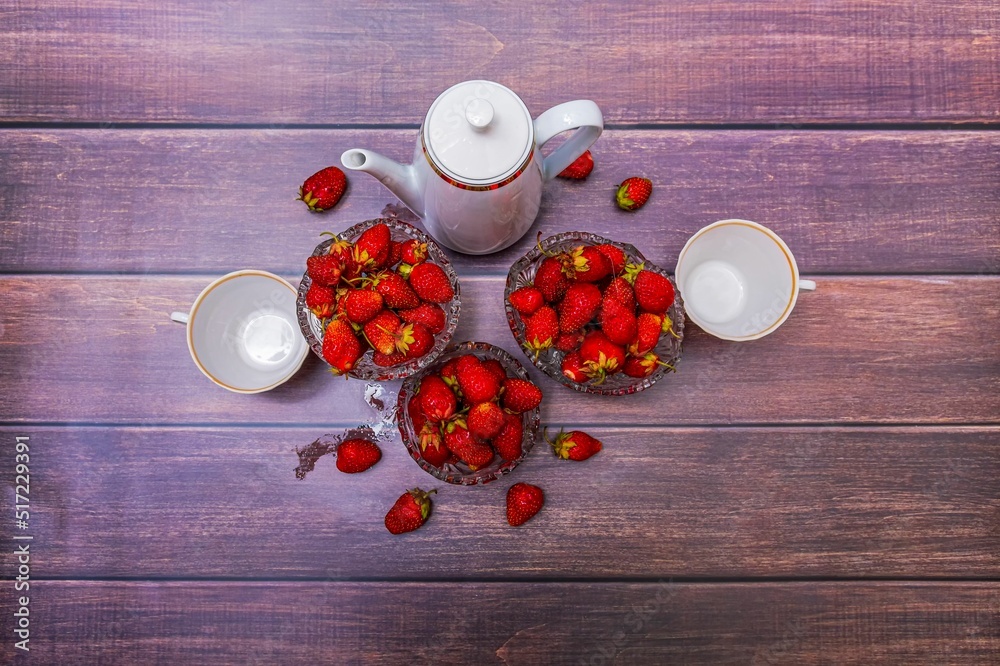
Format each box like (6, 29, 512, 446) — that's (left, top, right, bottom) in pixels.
(170, 270, 309, 393)
(675, 220, 816, 341)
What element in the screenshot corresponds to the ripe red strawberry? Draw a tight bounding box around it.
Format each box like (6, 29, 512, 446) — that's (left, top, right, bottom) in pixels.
(306, 253, 343, 287)
(623, 351, 675, 378)
(508, 286, 545, 316)
(467, 402, 506, 440)
(506, 482, 544, 526)
(579, 330, 626, 382)
(373, 349, 407, 367)
(558, 282, 602, 332)
(596, 244, 627, 276)
(522, 306, 560, 358)
(481, 359, 508, 385)
(353, 222, 392, 271)
(321, 318, 362, 375)
(386, 240, 403, 268)
(344, 288, 384, 324)
(626, 266, 675, 313)
(305, 282, 337, 318)
(534, 256, 571, 303)
(400, 238, 428, 266)
(554, 329, 584, 352)
(298, 166, 347, 212)
(398, 302, 446, 334)
(616, 177, 652, 211)
(493, 412, 524, 461)
(335, 438, 382, 473)
(384, 488, 436, 535)
(418, 421, 449, 467)
(444, 421, 494, 469)
(502, 378, 543, 413)
(363, 310, 402, 355)
(408, 262, 454, 303)
(369, 271, 421, 309)
(456, 356, 502, 404)
(557, 150, 594, 180)
(438, 358, 461, 393)
(567, 245, 612, 283)
(600, 299, 638, 346)
(325, 237, 361, 281)
(419, 374, 457, 422)
(561, 351, 591, 383)
(400, 322, 434, 359)
(602, 277, 635, 311)
(547, 429, 603, 461)
(629, 312, 663, 355)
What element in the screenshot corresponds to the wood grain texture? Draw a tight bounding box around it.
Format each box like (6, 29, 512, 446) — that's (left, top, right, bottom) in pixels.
(1, 581, 997, 664)
(1, 1, 998, 124)
(1, 276, 997, 425)
(1, 130, 998, 274)
(2, 425, 997, 578)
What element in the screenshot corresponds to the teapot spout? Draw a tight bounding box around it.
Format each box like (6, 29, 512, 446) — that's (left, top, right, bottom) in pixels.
(341, 149, 424, 218)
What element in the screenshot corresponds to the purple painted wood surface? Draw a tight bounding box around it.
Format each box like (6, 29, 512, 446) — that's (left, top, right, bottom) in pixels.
(0, 130, 997, 274)
(2, 425, 996, 579)
(2, 581, 998, 664)
(1, 0, 998, 662)
(1, 1, 998, 124)
(1, 276, 998, 425)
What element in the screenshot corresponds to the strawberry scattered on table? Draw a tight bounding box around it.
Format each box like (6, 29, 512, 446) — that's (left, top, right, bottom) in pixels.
(298, 166, 347, 212)
(556, 150, 594, 180)
(546, 428, 603, 461)
(335, 438, 382, 473)
(506, 482, 544, 526)
(615, 176, 652, 211)
(385, 488, 436, 534)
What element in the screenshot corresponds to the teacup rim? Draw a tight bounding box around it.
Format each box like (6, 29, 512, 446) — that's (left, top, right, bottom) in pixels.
(186, 269, 308, 394)
(676, 219, 801, 342)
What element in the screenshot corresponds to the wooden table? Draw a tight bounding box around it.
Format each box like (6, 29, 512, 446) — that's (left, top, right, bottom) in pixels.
(2, 2, 998, 663)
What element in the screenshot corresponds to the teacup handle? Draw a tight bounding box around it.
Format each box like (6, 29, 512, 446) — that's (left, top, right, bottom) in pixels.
(799, 280, 817, 291)
(534, 100, 604, 181)
(170, 311, 190, 324)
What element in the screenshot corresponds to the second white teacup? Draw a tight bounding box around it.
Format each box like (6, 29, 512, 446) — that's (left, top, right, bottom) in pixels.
(675, 219, 816, 341)
(170, 270, 309, 393)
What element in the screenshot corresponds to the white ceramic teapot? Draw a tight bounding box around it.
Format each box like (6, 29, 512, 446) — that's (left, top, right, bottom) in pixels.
(341, 80, 603, 255)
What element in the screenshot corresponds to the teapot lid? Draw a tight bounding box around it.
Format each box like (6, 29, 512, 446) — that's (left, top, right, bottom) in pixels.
(422, 80, 533, 186)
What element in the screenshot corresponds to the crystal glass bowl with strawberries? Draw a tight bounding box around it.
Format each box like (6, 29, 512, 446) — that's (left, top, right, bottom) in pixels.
(505, 232, 685, 396)
(396, 341, 543, 485)
(296, 218, 461, 381)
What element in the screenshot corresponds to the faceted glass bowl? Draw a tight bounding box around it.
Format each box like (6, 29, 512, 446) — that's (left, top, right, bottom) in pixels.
(296, 218, 461, 381)
(396, 341, 541, 485)
(504, 231, 685, 396)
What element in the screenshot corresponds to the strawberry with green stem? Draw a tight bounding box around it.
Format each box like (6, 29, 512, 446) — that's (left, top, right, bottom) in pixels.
(298, 166, 347, 212)
(384, 488, 436, 534)
(545, 428, 603, 461)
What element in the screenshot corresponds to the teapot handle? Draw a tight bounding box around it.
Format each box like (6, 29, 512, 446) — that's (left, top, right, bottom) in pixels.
(534, 101, 604, 181)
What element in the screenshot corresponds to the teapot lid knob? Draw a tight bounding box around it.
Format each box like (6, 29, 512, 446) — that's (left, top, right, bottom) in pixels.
(465, 98, 494, 129)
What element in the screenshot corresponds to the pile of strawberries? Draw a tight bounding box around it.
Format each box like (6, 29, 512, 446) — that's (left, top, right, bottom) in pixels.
(508, 238, 679, 385)
(303, 221, 456, 374)
(406, 352, 543, 473)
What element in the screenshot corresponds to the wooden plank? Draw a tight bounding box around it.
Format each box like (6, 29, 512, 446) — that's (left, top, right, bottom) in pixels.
(2, 581, 997, 664)
(1, 130, 998, 275)
(1, 276, 998, 425)
(3, 425, 997, 578)
(1, 1, 998, 124)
